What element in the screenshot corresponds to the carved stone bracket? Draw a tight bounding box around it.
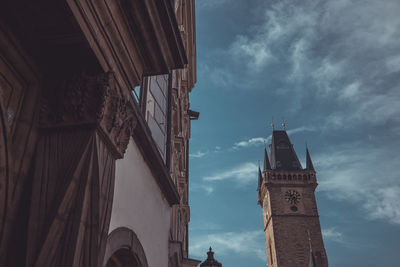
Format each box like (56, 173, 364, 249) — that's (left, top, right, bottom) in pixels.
(40, 72, 137, 158)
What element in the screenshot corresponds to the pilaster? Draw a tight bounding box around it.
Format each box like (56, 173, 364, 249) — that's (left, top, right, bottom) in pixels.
(26, 72, 136, 267)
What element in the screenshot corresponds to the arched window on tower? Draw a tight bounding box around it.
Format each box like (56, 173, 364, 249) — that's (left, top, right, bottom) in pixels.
(269, 240, 274, 266)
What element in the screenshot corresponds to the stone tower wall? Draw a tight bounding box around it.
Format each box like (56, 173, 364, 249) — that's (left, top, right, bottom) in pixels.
(260, 169, 328, 267)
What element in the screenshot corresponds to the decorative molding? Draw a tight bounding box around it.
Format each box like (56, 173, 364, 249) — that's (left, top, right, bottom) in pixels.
(40, 72, 136, 159)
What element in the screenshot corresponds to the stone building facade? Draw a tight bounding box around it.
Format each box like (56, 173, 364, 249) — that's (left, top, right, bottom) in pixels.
(257, 130, 328, 267)
(0, 0, 199, 267)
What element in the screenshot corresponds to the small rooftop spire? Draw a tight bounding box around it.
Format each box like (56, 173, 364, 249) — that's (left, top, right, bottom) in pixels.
(281, 116, 286, 130)
(264, 145, 271, 171)
(306, 146, 315, 171)
(200, 247, 222, 267)
(207, 247, 214, 260)
(257, 166, 263, 191)
(271, 116, 275, 130)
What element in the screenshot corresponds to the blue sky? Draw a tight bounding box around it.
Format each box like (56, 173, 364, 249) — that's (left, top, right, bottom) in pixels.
(187, 0, 400, 266)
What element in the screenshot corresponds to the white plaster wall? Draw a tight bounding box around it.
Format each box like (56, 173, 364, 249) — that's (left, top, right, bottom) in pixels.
(109, 138, 171, 267)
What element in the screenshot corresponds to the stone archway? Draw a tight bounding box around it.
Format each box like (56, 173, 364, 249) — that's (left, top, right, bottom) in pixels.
(105, 248, 140, 267)
(103, 227, 148, 267)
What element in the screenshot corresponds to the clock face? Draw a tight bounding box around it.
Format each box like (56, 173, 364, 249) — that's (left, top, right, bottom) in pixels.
(285, 190, 301, 205)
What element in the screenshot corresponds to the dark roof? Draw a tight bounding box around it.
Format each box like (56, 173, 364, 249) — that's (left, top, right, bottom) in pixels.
(306, 147, 315, 171)
(270, 130, 302, 171)
(200, 247, 222, 267)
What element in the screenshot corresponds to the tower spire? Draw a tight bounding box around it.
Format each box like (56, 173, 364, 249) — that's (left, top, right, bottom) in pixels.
(271, 117, 275, 130)
(200, 247, 222, 267)
(257, 165, 263, 191)
(306, 146, 315, 171)
(281, 116, 286, 130)
(264, 143, 271, 171)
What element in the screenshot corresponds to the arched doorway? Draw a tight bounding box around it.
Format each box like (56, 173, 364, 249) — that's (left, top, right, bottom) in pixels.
(105, 248, 141, 267)
(103, 227, 148, 267)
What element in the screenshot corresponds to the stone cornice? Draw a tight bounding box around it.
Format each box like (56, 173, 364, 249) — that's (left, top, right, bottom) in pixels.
(67, 0, 187, 94)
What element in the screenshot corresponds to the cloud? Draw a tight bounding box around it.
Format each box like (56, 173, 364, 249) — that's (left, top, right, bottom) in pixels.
(322, 228, 344, 243)
(286, 126, 316, 136)
(232, 127, 315, 150)
(198, 63, 250, 90)
(189, 230, 266, 261)
(191, 182, 215, 195)
(232, 137, 269, 149)
(197, 0, 228, 9)
(190, 151, 207, 159)
(229, 35, 273, 71)
(203, 162, 257, 184)
(224, 0, 400, 127)
(364, 186, 400, 225)
(316, 143, 400, 225)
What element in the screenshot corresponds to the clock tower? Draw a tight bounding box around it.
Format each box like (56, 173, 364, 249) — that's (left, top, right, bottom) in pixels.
(257, 130, 328, 267)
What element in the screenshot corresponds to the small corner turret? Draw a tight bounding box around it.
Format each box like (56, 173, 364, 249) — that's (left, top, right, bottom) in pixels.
(264, 145, 271, 171)
(200, 247, 222, 267)
(306, 146, 315, 171)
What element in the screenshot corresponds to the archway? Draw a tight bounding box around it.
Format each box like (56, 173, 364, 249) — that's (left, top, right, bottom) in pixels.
(105, 248, 140, 267)
(103, 227, 148, 267)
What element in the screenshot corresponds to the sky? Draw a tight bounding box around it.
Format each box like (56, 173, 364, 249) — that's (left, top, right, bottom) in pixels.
(187, 0, 400, 266)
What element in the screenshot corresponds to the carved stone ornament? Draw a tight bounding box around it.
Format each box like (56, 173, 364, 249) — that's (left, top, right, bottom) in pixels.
(40, 72, 136, 158)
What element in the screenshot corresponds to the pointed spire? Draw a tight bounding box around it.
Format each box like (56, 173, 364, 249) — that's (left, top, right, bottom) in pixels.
(264, 144, 271, 171)
(306, 146, 315, 171)
(257, 166, 263, 191)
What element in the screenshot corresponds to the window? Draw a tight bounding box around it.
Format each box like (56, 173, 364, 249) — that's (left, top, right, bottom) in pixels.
(142, 74, 170, 161)
(269, 241, 274, 265)
(132, 85, 141, 103)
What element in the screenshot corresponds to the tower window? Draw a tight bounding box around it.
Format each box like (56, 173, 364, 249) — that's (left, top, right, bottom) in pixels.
(269, 241, 274, 265)
(288, 174, 292, 180)
(277, 174, 281, 180)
